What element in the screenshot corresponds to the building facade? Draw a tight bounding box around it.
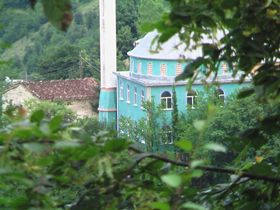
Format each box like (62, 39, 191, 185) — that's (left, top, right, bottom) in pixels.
(113, 31, 250, 127)
(3, 78, 99, 118)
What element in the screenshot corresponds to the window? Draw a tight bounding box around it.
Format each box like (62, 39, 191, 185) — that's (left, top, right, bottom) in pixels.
(147, 63, 153, 75)
(176, 63, 182, 76)
(186, 90, 197, 109)
(162, 126, 173, 144)
(138, 62, 142, 74)
(160, 64, 167, 76)
(127, 84, 130, 103)
(141, 90, 145, 108)
(161, 91, 172, 110)
(120, 81, 124, 100)
(216, 88, 225, 104)
(134, 87, 137, 105)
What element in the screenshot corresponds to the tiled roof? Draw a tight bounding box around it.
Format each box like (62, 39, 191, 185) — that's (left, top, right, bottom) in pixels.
(21, 78, 99, 101)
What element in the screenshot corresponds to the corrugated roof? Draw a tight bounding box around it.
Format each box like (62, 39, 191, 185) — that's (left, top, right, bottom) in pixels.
(127, 30, 225, 60)
(20, 77, 99, 101)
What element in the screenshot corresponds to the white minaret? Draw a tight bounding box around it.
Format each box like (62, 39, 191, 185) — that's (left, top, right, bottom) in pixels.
(99, 0, 117, 88)
(98, 0, 117, 126)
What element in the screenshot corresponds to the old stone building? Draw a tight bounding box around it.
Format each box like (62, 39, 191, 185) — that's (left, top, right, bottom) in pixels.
(3, 77, 99, 118)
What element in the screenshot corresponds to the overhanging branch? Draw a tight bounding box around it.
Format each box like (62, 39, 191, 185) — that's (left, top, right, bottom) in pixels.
(129, 146, 280, 184)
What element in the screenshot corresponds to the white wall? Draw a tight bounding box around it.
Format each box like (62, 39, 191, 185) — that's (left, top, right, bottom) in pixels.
(2, 85, 37, 109)
(99, 0, 117, 88)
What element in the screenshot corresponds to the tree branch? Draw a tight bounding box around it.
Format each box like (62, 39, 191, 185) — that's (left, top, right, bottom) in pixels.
(129, 145, 280, 184)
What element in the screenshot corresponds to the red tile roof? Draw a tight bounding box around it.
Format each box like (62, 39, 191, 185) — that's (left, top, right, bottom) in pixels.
(21, 78, 99, 101)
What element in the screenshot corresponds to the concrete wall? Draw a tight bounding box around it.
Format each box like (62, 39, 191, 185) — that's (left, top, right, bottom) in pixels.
(117, 77, 147, 122)
(3, 85, 97, 118)
(2, 85, 37, 109)
(66, 100, 97, 118)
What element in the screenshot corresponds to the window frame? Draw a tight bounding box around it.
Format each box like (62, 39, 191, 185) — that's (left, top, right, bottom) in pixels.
(176, 63, 182, 76)
(147, 62, 153, 75)
(141, 90, 145, 109)
(133, 87, 138, 106)
(120, 81, 124, 100)
(138, 62, 142, 74)
(186, 90, 197, 109)
(160, 63, 167, 76)
(127, 84, 130, 103)
(161, 91, 172, 110)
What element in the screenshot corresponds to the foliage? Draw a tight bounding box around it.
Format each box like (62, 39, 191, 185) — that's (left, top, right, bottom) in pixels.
(171, 86, 179, 141)
(1, 0, 280, 209)
(119, 99, 170, 152)
(24, 99, 76, 122)
(154, 0, 280, 102)
(137, 0, 169, 35)
(37, 43, 85, 80)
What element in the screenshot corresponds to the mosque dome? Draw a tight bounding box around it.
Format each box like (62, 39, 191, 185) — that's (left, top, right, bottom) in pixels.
(127, 30, 225, 79)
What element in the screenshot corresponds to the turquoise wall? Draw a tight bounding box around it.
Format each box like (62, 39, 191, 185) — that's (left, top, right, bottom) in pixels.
(117, 82, 250, 124)
(117, 77, 147, 122)
(116, 56, 251, 127)
(130, 57, 187, 77)
(98, 89, 117, 127)
(130, 57, 235, 77)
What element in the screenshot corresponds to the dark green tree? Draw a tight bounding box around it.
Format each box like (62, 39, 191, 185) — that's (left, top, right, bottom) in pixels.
(172, 86, 179, 141)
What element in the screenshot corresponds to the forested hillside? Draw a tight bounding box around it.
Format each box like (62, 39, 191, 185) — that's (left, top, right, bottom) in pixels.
(0, 0, 168, 82)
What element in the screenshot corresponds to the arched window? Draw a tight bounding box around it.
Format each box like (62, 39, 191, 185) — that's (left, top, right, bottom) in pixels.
(127, 84, 130, 103)
(141, 90, 145, 108)
(186, 90, 197, 109)
(216, 88, 225, 104)
(120, 81, 124, 100)
(134, 87, 137, 105)
(161, 91, 172, 110)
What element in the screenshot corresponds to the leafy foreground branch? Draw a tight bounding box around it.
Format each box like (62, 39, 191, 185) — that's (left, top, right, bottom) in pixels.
(1, 108, 280, 209)
(129, 146, 280, 184)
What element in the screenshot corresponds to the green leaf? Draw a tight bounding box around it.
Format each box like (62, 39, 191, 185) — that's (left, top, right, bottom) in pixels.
(30, 110, 44, 124)
(161, 174, 182, 188)
(104, 139, 130, 153)
(175, 140, 193, 152)
(202, 44, 219, 61)
(23, 143, 45, 153)
(175, 58, 206, 81)
(193, 120, 206, 131)
(191, 160, 205, 168)
(248, 162, 274, 176)
(158, 27, 178, 43)
(182, 202, 206, 210)
(191, 170, 203, 178)
(41, 0, 73, 31)
(55, 140, 81, 149)
(204, 143, 227, 153)
(49, 115, 63, 132)
(150, 202, 170, 210)
(237, 88, 255, 99)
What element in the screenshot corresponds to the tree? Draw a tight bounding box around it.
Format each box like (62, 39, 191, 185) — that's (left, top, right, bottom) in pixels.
(171, 86, 179, 141)
(137, 0, 169, 35)
(154, 0, 280, 102)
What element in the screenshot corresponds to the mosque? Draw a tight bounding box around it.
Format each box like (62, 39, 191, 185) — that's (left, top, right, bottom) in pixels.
(97, 0, 250, 128)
